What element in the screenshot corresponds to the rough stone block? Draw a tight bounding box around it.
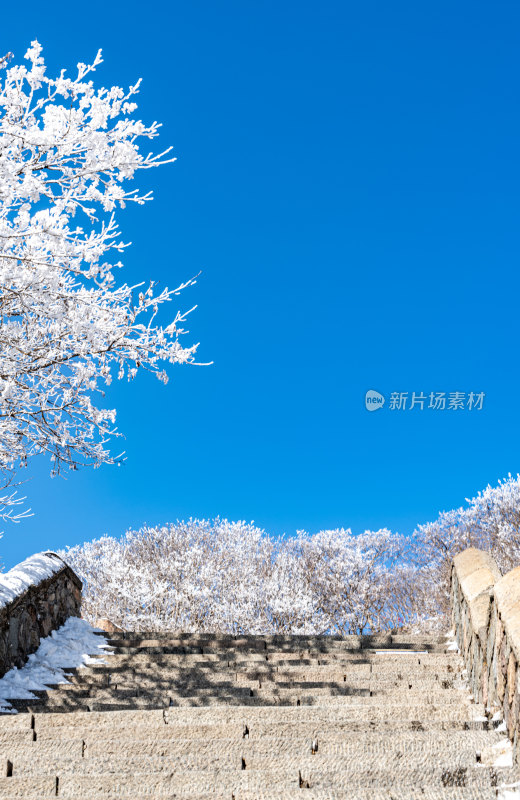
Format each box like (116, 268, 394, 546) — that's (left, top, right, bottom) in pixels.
(452, 549, 500, 639)
(494, 567, 520, 664)
(95, 618, 124, 634)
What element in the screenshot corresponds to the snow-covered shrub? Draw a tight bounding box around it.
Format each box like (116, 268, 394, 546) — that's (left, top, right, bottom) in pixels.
(61, 520, 414, 634)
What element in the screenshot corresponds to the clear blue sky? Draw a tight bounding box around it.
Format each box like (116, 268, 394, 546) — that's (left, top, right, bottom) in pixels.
(1, 1, 519, 568)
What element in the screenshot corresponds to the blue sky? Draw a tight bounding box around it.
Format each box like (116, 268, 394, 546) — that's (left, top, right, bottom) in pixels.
(1, 1, 519, 568)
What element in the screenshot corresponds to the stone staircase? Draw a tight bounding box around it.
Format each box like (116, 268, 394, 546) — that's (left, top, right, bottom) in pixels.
(0, 631, 517, 798)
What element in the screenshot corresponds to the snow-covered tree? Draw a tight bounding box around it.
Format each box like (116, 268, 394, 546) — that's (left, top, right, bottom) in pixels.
(410, 474, 520, 628)
(0, 42, 196, 521)
(297, 527, 408, 634)
(61, 476, 520, 635)
(61, 520, 415, 634)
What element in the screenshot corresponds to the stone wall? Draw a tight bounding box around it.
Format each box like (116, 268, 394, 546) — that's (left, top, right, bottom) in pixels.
(0, 551, 81, 678)
(451, 547, 520, 762)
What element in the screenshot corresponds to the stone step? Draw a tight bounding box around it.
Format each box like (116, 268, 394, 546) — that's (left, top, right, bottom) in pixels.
(38, 675, 472, 694)
(0, 716, 33, 730)
(30, 705, 490, 731)
(104, 634, 445, 649)
(63, 667, 464, 686)
(91, 650, 461, 665)
(261, 680, 465, 691)
(230, 792, 510, 800)
(240, 667, 462, 679)
(0, 730, 34, 746)
(105, 643, 451, 657)
(0, 789, 504, 800)
(24, 766, 518, 796)
(102, 635, 445, 646)
(22, 694, 488, 714)
(51, 678, 467, 697)
(63, 664, 463, 686)
(29, 729, 507, 755)
(77, 648, 463, 669)
(32, 717, 498, 744)
(5, 734, 507, 771)
(1, 729, 502, 758)
(58, 769, 299, 796)
(84, 729, 505, 755)
(35, 687, 474, 708)
(65, 660, 463, 676)
(58, 673, 464, 694)
(31, 720, 497, 748)
(0, 777, 56, 798)
(112, 677, 466, 690)
(296, 765, 520, 790)
(7, 748, 504, 776)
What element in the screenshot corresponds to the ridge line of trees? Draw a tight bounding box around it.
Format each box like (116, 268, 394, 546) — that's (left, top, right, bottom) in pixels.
(61, 474, 520, 634)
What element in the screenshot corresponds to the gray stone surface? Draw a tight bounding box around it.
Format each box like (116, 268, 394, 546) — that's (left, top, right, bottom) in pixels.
(0, 631, 515, 798)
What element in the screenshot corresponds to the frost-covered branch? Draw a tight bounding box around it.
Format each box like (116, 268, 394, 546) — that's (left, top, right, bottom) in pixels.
(0, 42, 198, 513)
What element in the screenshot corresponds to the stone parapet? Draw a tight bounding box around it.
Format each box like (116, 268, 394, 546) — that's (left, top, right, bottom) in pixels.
(0, 551, 81, 677)
(452, 547, 520, 761)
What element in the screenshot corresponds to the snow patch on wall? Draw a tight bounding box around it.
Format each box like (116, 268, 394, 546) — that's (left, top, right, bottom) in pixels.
(0, 552, 66, 609)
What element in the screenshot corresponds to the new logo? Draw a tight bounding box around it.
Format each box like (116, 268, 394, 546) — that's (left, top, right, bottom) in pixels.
(365, 390, 385, 412)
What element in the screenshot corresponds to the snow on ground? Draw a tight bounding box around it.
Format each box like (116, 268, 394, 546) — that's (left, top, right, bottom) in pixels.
(444, 629, 460, 652)
(483, 738, 514, 768)
(0, 616, 111, 712)
(490, 731, 520, 798)
(498, 782, 520, 799)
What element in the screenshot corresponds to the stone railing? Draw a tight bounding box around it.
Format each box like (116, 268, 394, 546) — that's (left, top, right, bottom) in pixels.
(0, 551, 81, 678)
(451, 547, 520, 761)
